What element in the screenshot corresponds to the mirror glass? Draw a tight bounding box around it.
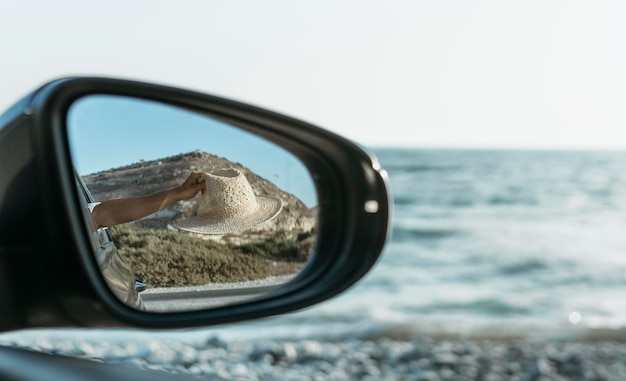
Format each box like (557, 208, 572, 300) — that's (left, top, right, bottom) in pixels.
(67, 95, 318, 312)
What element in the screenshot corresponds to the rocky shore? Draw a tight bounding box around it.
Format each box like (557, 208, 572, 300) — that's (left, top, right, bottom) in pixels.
(2, 331, 626, 380)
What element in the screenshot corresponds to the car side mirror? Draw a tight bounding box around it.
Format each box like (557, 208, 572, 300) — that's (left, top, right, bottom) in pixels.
(0, 77, 391, 330)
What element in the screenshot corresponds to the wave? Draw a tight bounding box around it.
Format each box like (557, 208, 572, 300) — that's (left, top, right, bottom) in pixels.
(497, 259, 548, 275)
(393, 194, 539, 208)
(349, 321, 626, 343)
(391, 226, 458, 241)
(383, 164, 462, 173)
(393, 196, 417, 206)
(407, 299, 532, 317)
(487, 194, 538, 206)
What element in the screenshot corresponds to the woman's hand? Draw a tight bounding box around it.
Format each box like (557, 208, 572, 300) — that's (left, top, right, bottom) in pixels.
(91, 171, 207, 228)
(176, 171, 206, 201)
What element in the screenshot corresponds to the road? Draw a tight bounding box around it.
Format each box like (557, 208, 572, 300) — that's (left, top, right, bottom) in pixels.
(139, 275, 294, 312)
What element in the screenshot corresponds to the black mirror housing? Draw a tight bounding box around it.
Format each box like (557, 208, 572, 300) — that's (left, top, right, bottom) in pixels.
(0, 77, 391, 330)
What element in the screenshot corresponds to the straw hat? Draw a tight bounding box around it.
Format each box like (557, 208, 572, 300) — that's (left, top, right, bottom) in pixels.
(172, 168, 282, 235)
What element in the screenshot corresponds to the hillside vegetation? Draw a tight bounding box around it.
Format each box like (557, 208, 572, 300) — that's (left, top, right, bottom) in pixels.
(110, 224, 315, 287)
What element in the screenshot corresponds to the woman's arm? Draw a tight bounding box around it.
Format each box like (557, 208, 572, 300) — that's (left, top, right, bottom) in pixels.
(90, 171, 206, 229)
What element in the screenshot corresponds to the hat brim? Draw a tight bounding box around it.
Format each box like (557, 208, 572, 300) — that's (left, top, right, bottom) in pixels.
(172, 196, 283, 235)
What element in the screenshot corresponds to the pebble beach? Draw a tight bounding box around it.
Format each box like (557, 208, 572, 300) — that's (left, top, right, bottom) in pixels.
(2, 330, 626, 380)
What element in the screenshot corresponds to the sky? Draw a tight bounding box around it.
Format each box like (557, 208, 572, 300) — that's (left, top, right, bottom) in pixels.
(2, 1, 626, 149)
(67, 94, 317, 206)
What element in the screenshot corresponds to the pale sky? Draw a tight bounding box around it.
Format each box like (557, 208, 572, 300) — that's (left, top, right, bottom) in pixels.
(1, 1, 626, 149)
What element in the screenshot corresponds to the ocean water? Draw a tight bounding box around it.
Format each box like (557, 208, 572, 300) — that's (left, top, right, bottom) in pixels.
(5, 148, 626, 345)
(209, 148, 626, 342)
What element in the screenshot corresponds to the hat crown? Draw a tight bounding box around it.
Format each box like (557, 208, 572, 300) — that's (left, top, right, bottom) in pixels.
(197, 168, 259, 219)
(172, 167, 283, 235)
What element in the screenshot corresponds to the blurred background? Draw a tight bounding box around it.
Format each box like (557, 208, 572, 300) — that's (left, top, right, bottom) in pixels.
(2, 1, 626, 378)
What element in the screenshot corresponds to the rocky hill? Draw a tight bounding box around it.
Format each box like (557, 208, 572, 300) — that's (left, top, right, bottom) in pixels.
(82, 150, 316, 243)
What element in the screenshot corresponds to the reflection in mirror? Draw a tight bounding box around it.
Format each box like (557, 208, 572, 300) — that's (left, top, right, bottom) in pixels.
(67, 95, 318, 312)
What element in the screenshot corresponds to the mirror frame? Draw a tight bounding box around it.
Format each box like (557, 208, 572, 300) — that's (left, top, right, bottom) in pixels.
(0, 76, 391, 330)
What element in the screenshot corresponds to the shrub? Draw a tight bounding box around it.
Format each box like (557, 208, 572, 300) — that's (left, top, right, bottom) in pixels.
(109, 224, 313, 288)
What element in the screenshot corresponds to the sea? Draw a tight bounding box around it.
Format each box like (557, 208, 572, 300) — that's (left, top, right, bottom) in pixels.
(5, 148, 626, 345)
(210, 147, 626, 342)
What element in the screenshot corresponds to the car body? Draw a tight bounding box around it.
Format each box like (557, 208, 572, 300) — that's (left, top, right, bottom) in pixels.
(74, 173, 146, 310)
